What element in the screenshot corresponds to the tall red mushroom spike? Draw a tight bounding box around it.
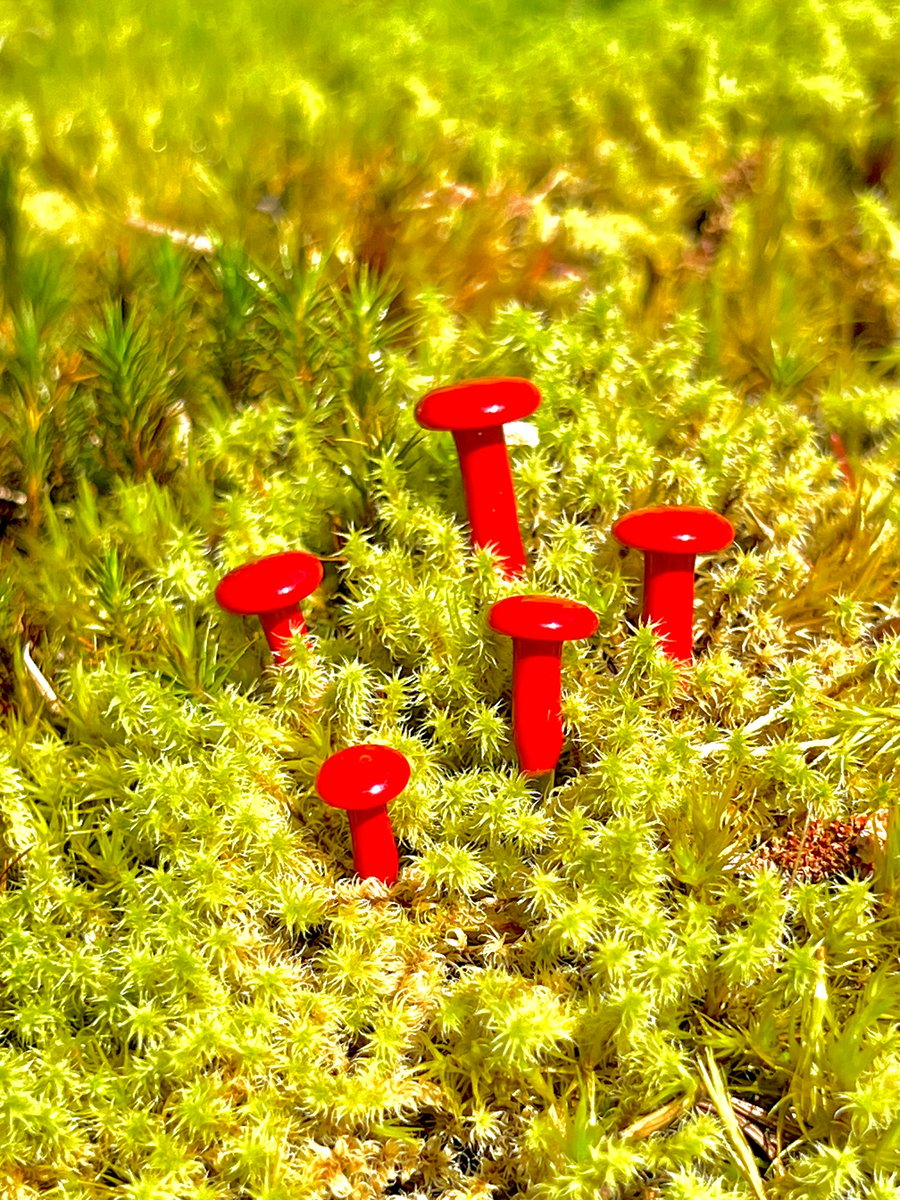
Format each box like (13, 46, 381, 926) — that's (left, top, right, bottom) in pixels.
(215, 551, 323, 665)
(488, 594, 598, 776)
(415, 377, 541, 578)
(315, 745, 410, 884)
(611, 505, 734, 661)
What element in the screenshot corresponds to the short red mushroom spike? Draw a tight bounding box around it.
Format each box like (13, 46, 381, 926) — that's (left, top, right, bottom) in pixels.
(315, 745, 410, 884)
(488, 595, 598, 776)
(415, 377, 541, 577)
(215, 551, 323, 665)
(611, 505, 734, 661)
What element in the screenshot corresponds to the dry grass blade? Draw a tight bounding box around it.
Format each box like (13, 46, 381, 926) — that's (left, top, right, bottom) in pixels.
(697, 1051, 768, 1200)
(621, 1095, 691, 1139)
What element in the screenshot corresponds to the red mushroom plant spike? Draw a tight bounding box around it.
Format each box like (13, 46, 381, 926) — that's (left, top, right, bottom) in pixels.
(488, 595, 598, 776)
(415, 377, 541, 577)
(215, 551, 323, 665)
(611, 506, 734, 662)
(315, 745, 410, 885)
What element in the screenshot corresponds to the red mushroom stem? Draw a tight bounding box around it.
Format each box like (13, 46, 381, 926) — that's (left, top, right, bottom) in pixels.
(347, 807, 398, 884)
(259, 607, 308, 664)
(454, 426, 527, 578)
(488, 594, 598, 777)
(415, 378, 540, 579)
(315, 744, 409, 885)
(511, 638, 564, 775)
(611, 506, 734, 663)
(641, 550, 699, 662)
(214, 551, 323, 667)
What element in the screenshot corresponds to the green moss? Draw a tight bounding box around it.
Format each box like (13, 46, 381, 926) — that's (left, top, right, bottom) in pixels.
(1, 0, 900, 1194)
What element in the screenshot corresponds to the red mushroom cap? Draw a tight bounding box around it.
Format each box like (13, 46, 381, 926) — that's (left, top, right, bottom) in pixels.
(612, 506, 734, 556)
(488, 594, 599, 642)
(315, 745, 411, 812)
(415, 377, 540, 432)
(215, 551, 323, 616)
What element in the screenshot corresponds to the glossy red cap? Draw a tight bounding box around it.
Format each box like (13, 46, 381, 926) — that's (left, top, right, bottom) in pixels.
(315, 745, 411, 812)
(488, 594, 599, 642)
(415, 377, 540, 432)
(612, 506, 734, 556)
(215, 551, 323, 615)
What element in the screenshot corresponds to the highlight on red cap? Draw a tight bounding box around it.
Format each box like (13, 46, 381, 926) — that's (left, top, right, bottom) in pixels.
(215, 551, 324, 615)
(315, 744, 411, 811)
(488, 594, 598, 642)
(612, 506, 734, 556)
(416, 377, 540, 432)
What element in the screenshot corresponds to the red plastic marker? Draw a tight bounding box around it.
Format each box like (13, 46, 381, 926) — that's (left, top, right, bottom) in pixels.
(215, 551, 323, 664)
(315, 744, 410, 884)
(415, 377, 541, 577)
(488, 594, 598, 775)
(611, 506, 733, 661)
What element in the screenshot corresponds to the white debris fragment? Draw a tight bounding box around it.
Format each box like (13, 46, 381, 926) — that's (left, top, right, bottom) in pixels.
(505, 421, 540, 448)
(22, 642, 60, 711)
(125, 215, 215, 254)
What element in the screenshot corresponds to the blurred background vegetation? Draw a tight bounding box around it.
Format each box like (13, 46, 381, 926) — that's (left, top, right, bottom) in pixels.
(1, 0, 898, 366)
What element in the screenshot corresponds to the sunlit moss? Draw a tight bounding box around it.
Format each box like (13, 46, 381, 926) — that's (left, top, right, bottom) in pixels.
(0, 0, 899, 1195)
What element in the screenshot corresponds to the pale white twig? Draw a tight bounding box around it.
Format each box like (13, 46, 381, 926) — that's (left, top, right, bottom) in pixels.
(125, 215, 215, 254)
(22, 642, 60, 712)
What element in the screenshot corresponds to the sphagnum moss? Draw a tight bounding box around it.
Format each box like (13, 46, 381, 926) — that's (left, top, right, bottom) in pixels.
(1, 1, 900, 1196)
